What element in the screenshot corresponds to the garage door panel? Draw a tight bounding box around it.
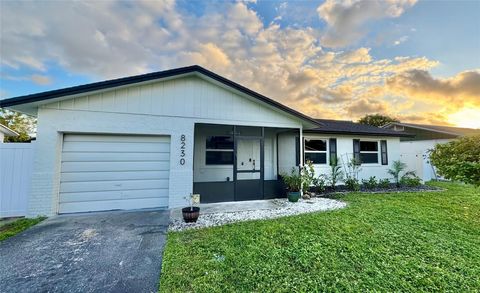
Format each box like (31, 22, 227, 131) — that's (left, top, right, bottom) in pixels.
(60, 179, 169, 193)
(61, 170, 169, 182)
(61, 161, 170, 172)
(59, 197, 169, 214)
(64, 134, 170, 143)
(59, 134, 170, 213)
(62, 141, 170, 153)
(61, 152, 170, 162)
(60, 189, 169, 203)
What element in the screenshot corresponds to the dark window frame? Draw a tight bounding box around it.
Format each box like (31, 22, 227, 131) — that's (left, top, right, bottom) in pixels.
(205, 136, 234, 165)
(359, 140, 379, 164)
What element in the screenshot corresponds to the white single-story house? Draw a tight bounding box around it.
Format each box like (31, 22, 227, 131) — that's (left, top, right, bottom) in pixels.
(382, 122, 480, 181)
(0, 124, 19, 143)
(1, 65, 409, 217)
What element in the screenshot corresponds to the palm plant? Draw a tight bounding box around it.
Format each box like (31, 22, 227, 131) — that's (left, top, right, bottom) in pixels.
(329, 157, 344, 190)
(388, 160, 407, 187)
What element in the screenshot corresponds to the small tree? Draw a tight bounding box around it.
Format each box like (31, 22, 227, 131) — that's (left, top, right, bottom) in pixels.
(358, 114, 399, 127)
(0, 109, 36, 142)
(301, 160, 316, 192)
(388, 160, 407, 187)
(430, 135, 480, 186)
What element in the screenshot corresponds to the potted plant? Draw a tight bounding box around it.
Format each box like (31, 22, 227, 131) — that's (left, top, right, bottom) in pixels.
(182, 193, 200, 223)
(281, 167, 302, 202)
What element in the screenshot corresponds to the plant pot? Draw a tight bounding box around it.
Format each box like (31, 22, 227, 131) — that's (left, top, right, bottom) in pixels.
(182, 207, 200, 223)
(287, 191, 301, 202)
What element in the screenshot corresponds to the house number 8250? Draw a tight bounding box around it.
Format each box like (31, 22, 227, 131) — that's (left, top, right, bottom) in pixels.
(180, 134, 186, 165)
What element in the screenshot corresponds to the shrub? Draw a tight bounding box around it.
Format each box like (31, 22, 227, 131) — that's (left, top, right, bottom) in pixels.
(362, 176, 377, 189)
(281, 168, 302, 192)
(378, 178, 391, 189)
(345, 177, 360, 191)
(302, 160, 316, 192)
(388, 160, 407, 187)
(312, 175, 327, 193)
(328, 157, 344, 190)
(429, 135, 480, 186)
(400, 174, 422, 187)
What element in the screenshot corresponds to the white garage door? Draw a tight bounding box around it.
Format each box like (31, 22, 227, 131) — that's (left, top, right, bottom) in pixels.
(59, 134, 170, 213)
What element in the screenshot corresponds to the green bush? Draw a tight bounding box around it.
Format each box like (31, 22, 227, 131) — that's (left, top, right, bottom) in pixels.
(345, 177, 360, 191)
(430, 135, 480, 186)
(312, 175, 326, 193)
(302, 160, 316, 192)
(362, 176, 377, 189)
(378, 178, 391, 189)
(281, 168, 302, 192)
(400, 174, 422, 187)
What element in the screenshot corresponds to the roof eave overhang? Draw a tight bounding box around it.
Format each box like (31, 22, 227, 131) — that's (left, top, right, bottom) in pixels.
(303, 129, 415, 137)
(0, 65, 321, 128)
(383, 122, 462, 137)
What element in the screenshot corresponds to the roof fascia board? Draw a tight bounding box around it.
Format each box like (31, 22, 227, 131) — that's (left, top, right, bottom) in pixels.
(383, 122, 461, 136)
(0, 124, 19, 136)
(303, 129, 414, 137)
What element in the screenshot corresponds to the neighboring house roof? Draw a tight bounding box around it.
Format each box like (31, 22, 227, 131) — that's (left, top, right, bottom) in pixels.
(382, 122, 480, 137)
(0, 124, 19, 137)
(0, 65, 320, 127)
(304, 119, 413, 137)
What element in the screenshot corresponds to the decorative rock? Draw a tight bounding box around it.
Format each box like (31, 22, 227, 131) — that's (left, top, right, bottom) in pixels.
(169, 197, 347, 231)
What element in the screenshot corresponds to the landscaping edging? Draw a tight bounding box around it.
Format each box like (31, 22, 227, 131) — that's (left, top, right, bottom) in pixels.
(311, 184, 443, 197)
(169, 197, 347, 231)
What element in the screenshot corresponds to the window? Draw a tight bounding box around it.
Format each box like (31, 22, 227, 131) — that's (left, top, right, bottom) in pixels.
(359, 141, 379, 164)
(205, 136, 234, 165)
(304, 138, 327, 164)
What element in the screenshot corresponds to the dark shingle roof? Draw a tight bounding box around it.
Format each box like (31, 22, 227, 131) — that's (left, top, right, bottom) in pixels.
(388, 122, 480, 136)
(304, 119, 412, 137)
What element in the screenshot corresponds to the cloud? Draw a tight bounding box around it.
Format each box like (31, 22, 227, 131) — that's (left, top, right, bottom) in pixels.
(318, 0, 417, 48)
(1, 0, 476, 127)
(31, 74, 52, 85)
(386, 69, 480, 109)
(346, 98, 389, 116)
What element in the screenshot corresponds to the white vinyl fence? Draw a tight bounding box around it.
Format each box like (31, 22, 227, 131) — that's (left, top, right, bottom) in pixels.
(0, 143, 34, 218)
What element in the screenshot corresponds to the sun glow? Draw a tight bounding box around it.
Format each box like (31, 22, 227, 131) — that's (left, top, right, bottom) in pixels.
(448, 108, 480, 128)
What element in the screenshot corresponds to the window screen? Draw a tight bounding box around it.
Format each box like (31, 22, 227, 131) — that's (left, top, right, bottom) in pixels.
(206, 136, 234, 165)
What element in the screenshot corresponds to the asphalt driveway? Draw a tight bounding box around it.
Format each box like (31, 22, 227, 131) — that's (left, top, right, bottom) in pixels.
(0, 209, 169, 293)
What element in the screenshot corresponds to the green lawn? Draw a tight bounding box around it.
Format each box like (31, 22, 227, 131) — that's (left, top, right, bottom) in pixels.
(0, 217, 46, 241)
(160, 182, 480, 292)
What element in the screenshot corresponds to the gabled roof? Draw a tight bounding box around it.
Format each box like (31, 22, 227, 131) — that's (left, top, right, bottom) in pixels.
(383, 122, 480, 137)
(304, 119, 413, 137)
(0, 124, 19, 137)
(0, 65, 320, 127)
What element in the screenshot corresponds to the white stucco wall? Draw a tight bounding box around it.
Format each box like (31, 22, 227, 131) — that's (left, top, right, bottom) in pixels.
(399, 139, 453, 182)
(28, 75, 302, 216)
(303, 134, 401, 183)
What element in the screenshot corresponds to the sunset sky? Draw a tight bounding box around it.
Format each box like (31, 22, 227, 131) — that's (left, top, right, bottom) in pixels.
(1, 0, 479, 127)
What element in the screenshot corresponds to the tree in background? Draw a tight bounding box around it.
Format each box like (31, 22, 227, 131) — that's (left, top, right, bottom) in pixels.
(429, 135, 480, 186)
(0, 109, 36, 142)
(358, 114, 399, 127)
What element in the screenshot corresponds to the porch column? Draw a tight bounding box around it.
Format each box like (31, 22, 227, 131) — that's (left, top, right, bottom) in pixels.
(298, 126, 303, 167)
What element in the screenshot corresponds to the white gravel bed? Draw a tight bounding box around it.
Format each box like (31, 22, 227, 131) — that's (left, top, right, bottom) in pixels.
(169, 197, 346, 231)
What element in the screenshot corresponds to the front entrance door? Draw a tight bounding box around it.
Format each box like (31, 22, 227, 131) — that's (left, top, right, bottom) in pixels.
(234, 135, 264, 201)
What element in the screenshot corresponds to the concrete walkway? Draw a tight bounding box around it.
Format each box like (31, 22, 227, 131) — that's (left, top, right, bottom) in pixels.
(0, 209, 169, 293)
